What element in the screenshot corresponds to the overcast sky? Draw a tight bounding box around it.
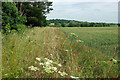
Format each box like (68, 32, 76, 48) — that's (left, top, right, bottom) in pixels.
(47, 0, 118, 23)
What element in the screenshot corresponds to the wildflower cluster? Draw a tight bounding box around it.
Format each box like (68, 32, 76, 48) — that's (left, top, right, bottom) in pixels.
(70, 76, 79, 79)
(28, 57, 80, 78)
(110, 58, 118, 63)
(58, 71, 68, 76)
(70, 33, 78, 39)
(28, 66, 39, 71)
(98, 58, 118, 64)
(28, 57, 62, 74)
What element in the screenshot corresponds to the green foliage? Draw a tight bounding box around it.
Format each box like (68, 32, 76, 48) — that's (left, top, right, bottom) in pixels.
(27, 17, 39, 27)
(16, 14, 27, 24)
(2, 2, 27, 33)
(2, 2, 27, 26)
(3, 23, 11, 33)
(2, 2, 17, 26)
(2, 2, 53, 33)
(13, 24, 27, 33)
(20, 2, 53, 27)
(11, 29, 17, 33)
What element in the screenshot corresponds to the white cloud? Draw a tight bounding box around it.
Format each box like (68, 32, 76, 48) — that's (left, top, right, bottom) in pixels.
(49, 0, 119, 2)
(47, 2, 118, 23)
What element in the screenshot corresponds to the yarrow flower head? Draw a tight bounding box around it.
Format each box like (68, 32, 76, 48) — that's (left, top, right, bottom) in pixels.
(70, 76, 79, 79)
(36, 57, 41, 61)
(28, 66, 39, 71)
(52, 67, 57, 72)
(58, 64, 62, 67)
(70, 33, 78, 38)
(58, 71, 68, 76)
(44, 61, 51, 66)
(65, 50, 68, 52)
(71, 33, 75, 35)
(45, 58, 49, 60)
(48, 60, 53, 63)
(39, 63, 44, 65)
(110, 58, 117, 63)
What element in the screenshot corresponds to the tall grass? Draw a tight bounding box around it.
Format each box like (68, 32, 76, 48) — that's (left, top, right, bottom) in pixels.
(2, 27, 119, 78)
(0, 32, 2, 79)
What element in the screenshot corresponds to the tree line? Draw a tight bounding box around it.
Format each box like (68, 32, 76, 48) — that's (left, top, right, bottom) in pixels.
(47, 19, 117, 27)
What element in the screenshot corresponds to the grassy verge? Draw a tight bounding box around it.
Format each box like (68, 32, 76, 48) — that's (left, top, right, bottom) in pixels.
(2, 27, 119, 78)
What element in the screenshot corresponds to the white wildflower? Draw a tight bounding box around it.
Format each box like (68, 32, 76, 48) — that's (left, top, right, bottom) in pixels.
(58, 71, 68, 76)
(71, 33, 75, 35)
(45, 58, 49, 60)
(112, 58, 117, 63)
(36, 57, 41, 61)
(111, 58, 118, 63)
(43, 42, 45, 44)
(45, 58, 53, 63)
(44, 61, 51, 66)
(70, 33, 78, 38)
(58, 71, 61, 74)
(62, 72, 68, 75)
(50, 54, 53, 56)
(28, 66, 39, 71)
(39, 63, 44, 65)
(70, 76, 79, 79)
(28, 66, 33, 69)
(58, 64, 62, 67)
(48, 60, 53, 63)
(52, 67, 57, 72)
(60, 73, 64, 76)
(65, 50, 68, 52)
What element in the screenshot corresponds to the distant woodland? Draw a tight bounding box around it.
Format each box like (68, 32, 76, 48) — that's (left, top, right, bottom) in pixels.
(47, 19, 118, 27)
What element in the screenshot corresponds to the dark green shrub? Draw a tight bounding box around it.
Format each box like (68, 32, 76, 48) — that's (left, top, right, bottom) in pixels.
(12, 24, 27, 33)
(3, 23, 11, 34)
(2, 2, 27, 27)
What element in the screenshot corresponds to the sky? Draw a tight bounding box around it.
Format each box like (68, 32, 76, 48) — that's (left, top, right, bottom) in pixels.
(47, 0, 119, 23)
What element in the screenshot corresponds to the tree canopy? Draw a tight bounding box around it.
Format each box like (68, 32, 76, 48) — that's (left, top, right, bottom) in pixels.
(2, 2, 53, 33)
(15, 2, 53, 27)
